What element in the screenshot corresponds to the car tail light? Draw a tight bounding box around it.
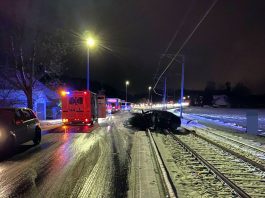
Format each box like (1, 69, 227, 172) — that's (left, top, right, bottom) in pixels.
(15, 120, 23, 125)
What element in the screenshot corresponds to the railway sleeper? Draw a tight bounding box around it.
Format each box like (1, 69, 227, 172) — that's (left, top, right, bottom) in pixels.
(213, 166, 249, 171)
(229, 178, 265, 181)
(241, 185, 265, 188)
(222, 172, 262, 176)
(248, 194, 265, 197)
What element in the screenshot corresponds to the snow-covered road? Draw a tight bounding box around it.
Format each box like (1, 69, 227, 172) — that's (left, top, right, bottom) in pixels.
(0, 112, 133, 198)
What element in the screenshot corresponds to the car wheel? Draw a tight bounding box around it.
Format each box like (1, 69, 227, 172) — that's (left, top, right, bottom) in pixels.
(33, 128, 41, 145)
(151, 115, 157, 130)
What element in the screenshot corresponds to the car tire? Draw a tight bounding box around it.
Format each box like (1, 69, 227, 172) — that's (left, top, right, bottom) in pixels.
(151, 115, 157, 130)
(33, 128, 41, 145)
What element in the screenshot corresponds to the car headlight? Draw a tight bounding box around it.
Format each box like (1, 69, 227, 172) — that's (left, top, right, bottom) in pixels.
(0, 128, 4, 141)
(0, 128, 8, 141)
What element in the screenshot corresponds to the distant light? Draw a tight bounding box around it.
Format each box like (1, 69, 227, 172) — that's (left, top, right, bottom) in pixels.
(183, 96, 186, 100)
(126, 81, 129, 85)
(148, 86, 152, 90)
(84, 91, 87, 94)
(86, 37, 95, 47)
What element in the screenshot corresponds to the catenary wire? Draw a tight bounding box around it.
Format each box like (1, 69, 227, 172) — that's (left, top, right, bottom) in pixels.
(153, 0, 219, 95)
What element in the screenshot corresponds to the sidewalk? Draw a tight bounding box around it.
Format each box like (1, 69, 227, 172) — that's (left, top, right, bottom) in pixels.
(128, 131, 161, 198)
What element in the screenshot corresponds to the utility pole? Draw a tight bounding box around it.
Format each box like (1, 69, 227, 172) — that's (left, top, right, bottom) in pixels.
(160, 53, 185, 117)
(162, 78, 167, 110)
(180, 55, 185, 118)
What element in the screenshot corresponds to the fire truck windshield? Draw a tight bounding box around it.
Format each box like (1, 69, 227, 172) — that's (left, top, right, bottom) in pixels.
(69, 97, 75, 104)
(77, 97, 83, 104)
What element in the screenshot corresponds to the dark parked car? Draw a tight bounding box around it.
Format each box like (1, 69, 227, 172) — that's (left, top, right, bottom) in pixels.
(129, 110, 181, 132)
(0, 108, 41, 152)
(151, 110, 181, 131)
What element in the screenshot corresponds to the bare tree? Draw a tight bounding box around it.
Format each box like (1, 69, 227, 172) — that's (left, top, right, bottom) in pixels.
(1, 28, 67, 109)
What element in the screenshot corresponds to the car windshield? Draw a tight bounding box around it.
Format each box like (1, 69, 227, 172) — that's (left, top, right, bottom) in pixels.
(0, 109, 15, 125)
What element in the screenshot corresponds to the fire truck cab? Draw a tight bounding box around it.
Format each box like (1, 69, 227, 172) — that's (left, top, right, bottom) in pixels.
(61, 91, 98, 125)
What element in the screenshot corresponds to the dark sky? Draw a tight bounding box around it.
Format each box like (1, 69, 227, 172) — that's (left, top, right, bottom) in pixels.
(1, 0, 265, 94)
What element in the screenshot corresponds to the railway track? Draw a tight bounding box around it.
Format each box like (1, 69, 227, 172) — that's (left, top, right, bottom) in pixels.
(151, 131, 237, 197)
(195, 129, 265, 164)
(166, 129, 265, 198)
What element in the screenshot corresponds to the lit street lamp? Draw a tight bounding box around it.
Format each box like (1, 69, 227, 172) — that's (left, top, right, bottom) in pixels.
(85, 36, 96, 90)
(125, 81, 129, 102)
(148, 86, 152, 104)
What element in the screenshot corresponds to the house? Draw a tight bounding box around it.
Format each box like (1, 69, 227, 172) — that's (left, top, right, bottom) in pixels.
(0, 80, 61, 120)
(212, 95, 230, 107)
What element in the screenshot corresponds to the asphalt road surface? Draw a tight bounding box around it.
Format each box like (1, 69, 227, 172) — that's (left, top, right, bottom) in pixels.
(0, 112, 133, 198)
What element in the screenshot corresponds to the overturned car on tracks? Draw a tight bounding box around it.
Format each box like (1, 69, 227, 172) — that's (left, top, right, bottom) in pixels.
(128, 110, 181, 132)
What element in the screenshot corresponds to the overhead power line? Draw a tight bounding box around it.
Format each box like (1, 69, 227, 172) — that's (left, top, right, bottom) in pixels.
(153, 0, 219, 92)
(154, 0, 196, 82)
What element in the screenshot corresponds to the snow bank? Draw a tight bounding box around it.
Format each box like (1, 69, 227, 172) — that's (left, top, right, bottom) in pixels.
(169, 107, 265, 135)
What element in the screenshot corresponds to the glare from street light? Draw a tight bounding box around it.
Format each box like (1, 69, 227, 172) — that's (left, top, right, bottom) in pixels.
(126, 81, 129, 85)
(86, 37, 95, 48)
(148, 86, 152, 90)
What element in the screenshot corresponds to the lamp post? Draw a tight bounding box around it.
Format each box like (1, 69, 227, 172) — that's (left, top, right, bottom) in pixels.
(148, 86, 152, 105)
(85, 37, 96, 90)
(125, 81, 129, 102)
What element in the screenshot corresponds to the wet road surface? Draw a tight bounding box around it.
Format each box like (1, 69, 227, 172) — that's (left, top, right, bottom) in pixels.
(0, 112, 133, 198)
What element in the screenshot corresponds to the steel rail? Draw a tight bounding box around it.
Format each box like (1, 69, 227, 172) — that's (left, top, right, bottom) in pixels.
(147, 129, 178, 198)
(191, 130, 265, 172)
(201, 129, 265, 154)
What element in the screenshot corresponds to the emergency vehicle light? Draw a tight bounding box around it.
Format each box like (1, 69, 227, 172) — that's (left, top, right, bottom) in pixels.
(61, 91, 70, 96)
(107, 99, 117, 103)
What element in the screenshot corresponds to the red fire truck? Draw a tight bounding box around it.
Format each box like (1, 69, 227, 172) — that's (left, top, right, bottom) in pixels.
(97, 94, 106, 118)
(61, 90, 98, 125)
(106, 98, 121, 113)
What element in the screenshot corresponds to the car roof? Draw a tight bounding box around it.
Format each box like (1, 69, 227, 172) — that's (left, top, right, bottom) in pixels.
(0, 107, 32, 111)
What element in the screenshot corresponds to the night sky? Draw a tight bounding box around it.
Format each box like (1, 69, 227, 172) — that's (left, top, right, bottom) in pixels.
(1, 0, 265, 94)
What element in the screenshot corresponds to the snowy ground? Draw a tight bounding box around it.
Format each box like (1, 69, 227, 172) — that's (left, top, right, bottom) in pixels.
(167, 108, 265, 152)
(170, 107, 265, 134)
(127, 131, 162, 198)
